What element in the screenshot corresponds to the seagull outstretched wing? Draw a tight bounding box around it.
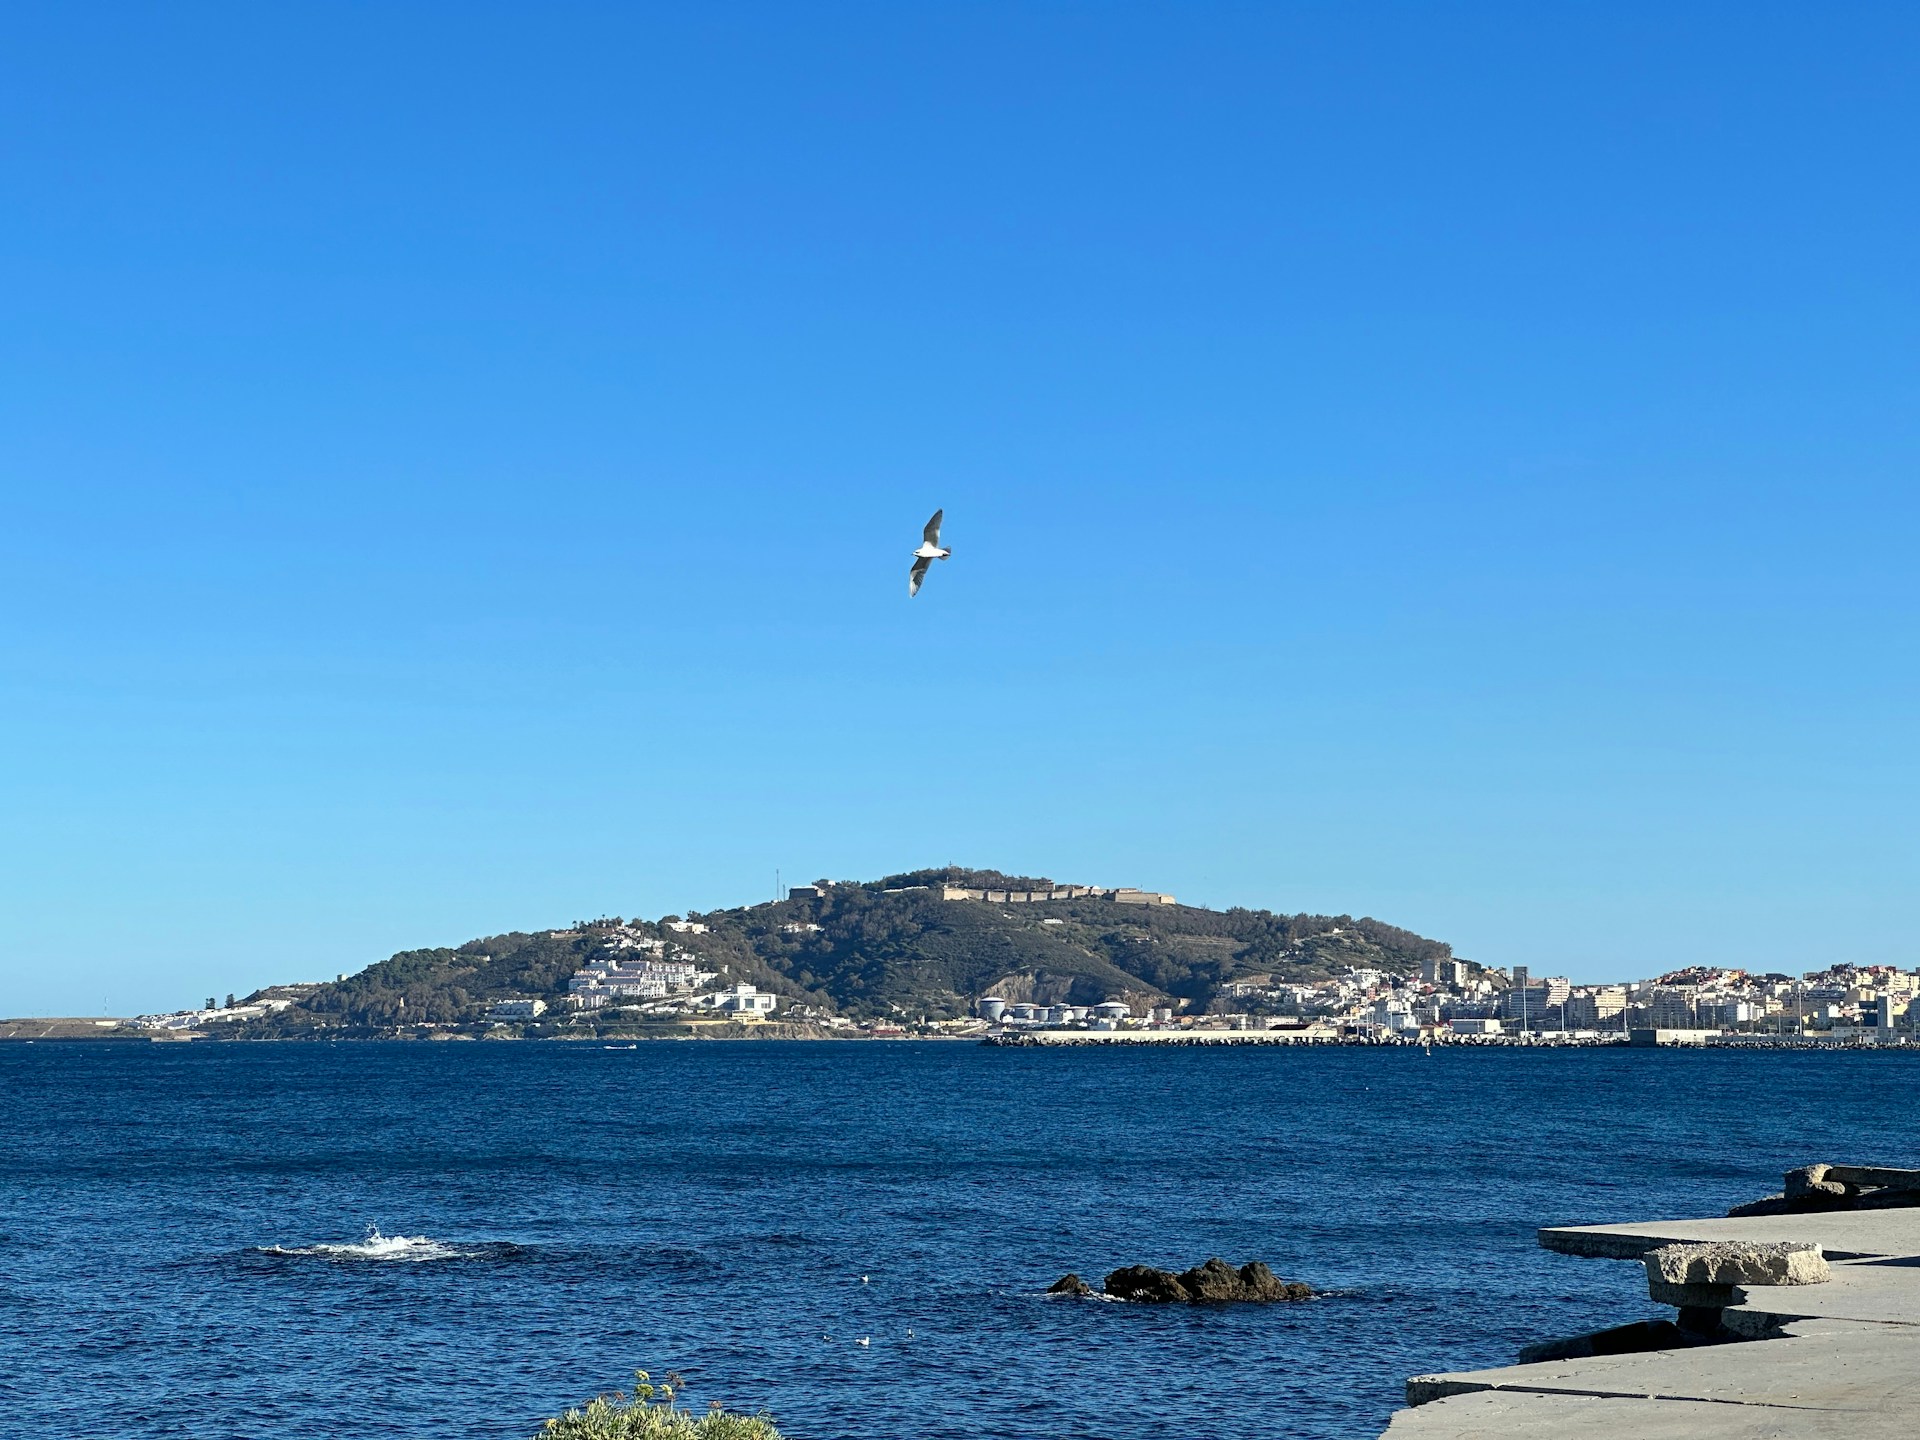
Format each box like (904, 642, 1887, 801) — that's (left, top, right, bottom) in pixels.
(923, 509, 943, 546)
(909, 555, 934, 596)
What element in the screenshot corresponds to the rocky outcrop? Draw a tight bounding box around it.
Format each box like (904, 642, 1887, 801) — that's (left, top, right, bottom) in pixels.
(984, 970, 1167, 1012)
(1184, 1258, 1312, 1302)
(1727, 1163, 1920, 1216)
(1046, 1273, 1094, 1297)
(1086, 1257, 1313, 1304)
(1103, 1264, 1195, 1302)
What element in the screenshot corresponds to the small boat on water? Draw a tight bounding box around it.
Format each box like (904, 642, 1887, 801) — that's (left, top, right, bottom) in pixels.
(603, 1044, 638, 1051)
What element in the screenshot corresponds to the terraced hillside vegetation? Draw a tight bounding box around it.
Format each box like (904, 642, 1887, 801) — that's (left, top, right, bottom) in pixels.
(235, 867, 1455, 1035)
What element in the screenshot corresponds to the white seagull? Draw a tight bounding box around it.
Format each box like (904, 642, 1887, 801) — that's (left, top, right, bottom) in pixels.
(908, 509, 950, 597)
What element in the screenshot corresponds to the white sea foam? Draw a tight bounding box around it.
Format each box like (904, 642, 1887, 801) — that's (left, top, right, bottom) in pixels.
(258, 1226, 472, 1262)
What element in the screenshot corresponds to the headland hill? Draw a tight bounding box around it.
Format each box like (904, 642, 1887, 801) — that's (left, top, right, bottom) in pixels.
(7, 866, 1909, 1047)
(7, 867, 1457, 1042)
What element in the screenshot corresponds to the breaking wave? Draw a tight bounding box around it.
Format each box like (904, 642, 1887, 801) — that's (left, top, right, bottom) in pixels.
(256, 1227, 502, 1263)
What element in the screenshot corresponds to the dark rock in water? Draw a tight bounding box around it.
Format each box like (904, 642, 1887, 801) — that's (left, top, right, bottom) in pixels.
(1237, 1261, 1286, 1300)
(1048, 1273, 1094, 1297)
(1228, 1260, 1310, 1301)
(1178, 1257, 1249, 1302)
(1104, 1264, 1192, 1302)
(1102, 1258, 1312, 1304)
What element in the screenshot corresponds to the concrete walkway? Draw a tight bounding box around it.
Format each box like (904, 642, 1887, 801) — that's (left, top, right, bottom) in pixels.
(1382, 1205, 1920, 1437)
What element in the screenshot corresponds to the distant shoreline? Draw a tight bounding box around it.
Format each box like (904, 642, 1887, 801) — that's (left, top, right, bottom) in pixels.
(0, 1017, 937, 1044)
(4, 1019, 1915, 1053)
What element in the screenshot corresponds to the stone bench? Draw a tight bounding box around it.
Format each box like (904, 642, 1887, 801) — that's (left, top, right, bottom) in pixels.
(1643, 1240, 1830, 1309)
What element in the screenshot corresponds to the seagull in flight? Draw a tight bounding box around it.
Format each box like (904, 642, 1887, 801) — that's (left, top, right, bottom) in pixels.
(908, 509, 950, 597)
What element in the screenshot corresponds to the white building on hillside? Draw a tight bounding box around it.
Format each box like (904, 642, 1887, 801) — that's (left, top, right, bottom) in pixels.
(569, 958, 717, 1009)
(488, 999, 547, 1019)
(698, 983, 777, 1016)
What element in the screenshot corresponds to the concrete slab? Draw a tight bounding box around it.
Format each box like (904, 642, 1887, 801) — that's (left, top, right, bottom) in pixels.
(1383, 1208, 1920, 1436)
(1827, 1165, 1920, 1191)
(1728, 1260, 1920, 1326)
(1405, 1320, 1920, 1410)
(1383, 1389, 1892, 1439)
(1539, 1210, 1920, 1260)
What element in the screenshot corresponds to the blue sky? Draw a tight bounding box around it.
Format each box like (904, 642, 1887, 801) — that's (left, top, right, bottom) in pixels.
(2, 3, 1916, 1014)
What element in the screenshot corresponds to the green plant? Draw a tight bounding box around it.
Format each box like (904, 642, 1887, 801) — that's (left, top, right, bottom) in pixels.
(540, 1372, 783, 1439)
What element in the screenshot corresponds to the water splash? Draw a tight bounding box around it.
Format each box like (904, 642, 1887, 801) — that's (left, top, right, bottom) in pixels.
(257, 1226, 477, 1263)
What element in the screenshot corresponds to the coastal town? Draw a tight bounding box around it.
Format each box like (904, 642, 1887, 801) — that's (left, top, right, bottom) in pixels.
(92, 876, 1920, 1046)
(976, 957, 1920, 1046)
(120, 908, 1920, 1048)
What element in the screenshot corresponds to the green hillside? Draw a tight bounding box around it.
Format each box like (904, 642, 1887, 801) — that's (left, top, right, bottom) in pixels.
(238, 867, 1453, 1035)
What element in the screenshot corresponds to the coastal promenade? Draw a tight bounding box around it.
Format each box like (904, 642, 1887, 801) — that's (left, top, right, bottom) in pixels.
(1382, 1188, 1920, 1437)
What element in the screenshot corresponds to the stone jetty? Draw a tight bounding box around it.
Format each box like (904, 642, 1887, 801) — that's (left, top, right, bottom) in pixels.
(1382, 1163, 1920, 1437)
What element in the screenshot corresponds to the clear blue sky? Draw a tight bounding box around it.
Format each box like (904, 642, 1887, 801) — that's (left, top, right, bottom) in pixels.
(3, 3, 1915, 1014)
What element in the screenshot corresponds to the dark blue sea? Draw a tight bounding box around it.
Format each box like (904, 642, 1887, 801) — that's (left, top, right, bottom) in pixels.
(3, 1041, 1915, 1439)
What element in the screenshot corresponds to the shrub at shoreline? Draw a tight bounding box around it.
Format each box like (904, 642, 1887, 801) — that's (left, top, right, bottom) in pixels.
(540, 1373, 782, 1439)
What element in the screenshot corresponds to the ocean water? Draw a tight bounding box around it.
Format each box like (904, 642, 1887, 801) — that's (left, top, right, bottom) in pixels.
(2, 1041, 1916, 1439)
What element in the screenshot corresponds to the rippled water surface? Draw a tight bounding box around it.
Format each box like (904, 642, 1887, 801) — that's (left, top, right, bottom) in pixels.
(4, 1041, 1917, 1438)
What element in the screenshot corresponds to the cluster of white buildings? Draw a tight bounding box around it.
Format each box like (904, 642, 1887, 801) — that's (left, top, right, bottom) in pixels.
(1339, 960, 1920, 1041)
(968, 957, 1920, 1045)
(563, 936, 778, 1019)
(568, 956, 718, 1009)
(134, 984, 316, 1032)
(1606, 965, 1920, 1039)
(1215, 964, 1444, 1035)
(137, 1002, 279, 1032)
(400, 919, 786, 1025)
(1264, 960, 1712, 1039)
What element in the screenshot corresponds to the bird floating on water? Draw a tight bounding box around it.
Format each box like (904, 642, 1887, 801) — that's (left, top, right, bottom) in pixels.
(856, 1337, 870, 1347)
(908, 510, 950, 597)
